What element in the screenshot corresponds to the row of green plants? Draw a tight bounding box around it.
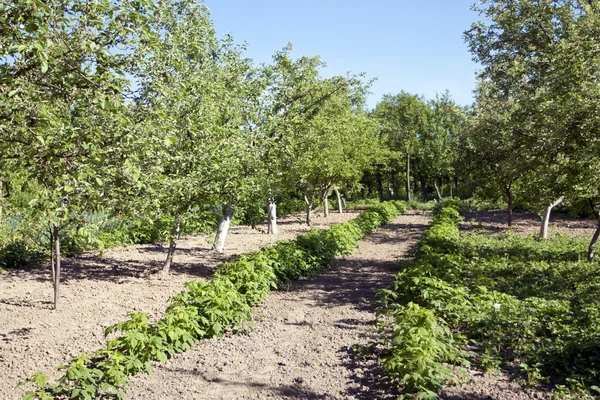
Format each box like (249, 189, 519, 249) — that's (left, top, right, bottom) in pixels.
(20, 201, 407, 399)
(377, 200, 600, 399)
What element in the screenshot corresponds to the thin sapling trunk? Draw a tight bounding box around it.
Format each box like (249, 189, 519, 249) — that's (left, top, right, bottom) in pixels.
(53, 224, 61, 310)
(377, 171, 384, 202)
(49, 228, 55, 286)
(161, 214, 181, 277)
(588, 200, 600, 263)
(505, 186, 514, 227)
(213, 204, 234, 253)
(539, 196, 564, 239)
(406, 152, 412, 202)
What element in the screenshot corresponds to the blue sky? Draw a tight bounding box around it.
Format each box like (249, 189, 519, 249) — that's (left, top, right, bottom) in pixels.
(205, 0, 482, 110)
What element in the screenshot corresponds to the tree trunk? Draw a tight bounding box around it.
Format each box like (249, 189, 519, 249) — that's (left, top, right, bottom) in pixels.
(213, 204, 235, 253)
(322, 186, 331, 218)
(588, 201, 600, 262)
(49, 228, 55, 286)
(334, 188, 343, 214)
(377, 171, 384, 202)
(53, 224, 61, 310)
(161, 214, 181, 277)
(539, 196, 565, 239)
(406, 153, 412, 202)
(304, 194, 313, 226)
(505, 186, 513, 227)
(450, 179, 453, 199)
(454, 176, 459, 198)
(0, 180, 3, 217)
(434, 179, 442, 201)
(267, 201, 278, 234)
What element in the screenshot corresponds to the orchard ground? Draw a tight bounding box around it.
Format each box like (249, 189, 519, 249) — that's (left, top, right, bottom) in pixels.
(0, 211, 358, 399)
(1, 207, 597, 399)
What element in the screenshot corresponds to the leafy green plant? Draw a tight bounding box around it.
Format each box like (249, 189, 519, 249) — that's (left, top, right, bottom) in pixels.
(379, 303, 467, 399)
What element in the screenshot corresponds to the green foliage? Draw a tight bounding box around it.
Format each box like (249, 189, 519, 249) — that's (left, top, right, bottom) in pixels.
(0, 219, 47, 269)
(23, 202, 404, 399)
(378, 200, 600, 398)
(406, 200, 436, 211)
(379, 303, 467, 399)
(390, 200, 408, 214)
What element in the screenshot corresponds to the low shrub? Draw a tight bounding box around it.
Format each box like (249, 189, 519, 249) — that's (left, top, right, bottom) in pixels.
(379, 303, 466, 399)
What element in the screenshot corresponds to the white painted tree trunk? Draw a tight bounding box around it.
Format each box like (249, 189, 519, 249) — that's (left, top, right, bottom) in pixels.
(213, 204, 234, 253)
(539, 196, 564, 239)
(434, 179, 442, 201)
(161, 214, 181, 277)
(267, 201, 278, 234)
(334, 188, 343, 214)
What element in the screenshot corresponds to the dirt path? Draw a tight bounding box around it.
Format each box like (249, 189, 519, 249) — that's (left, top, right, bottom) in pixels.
(0, 211, 358, 399)
(125, 211, 430, 400)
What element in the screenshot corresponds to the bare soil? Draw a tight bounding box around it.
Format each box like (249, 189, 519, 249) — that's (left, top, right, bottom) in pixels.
(2, 208, 595, 400)
(0, 211, 358, 399)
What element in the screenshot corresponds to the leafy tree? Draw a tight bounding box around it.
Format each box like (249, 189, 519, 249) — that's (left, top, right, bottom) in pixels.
(128, 0, 270, 263)
(465, 0, 600, 258)
(420, 91, 465, 200)
(0, 0, 150, 307)
(373, 92, 430, 202)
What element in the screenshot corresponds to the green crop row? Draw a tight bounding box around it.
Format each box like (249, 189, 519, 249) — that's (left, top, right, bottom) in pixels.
(21, 201, 407, 400)
(377, 200, 600, 399)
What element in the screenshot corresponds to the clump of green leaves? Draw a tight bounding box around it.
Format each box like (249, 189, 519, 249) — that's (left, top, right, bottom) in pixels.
(379, 303, 467, 399)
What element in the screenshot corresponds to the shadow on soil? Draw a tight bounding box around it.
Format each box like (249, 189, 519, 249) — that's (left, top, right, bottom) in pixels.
(461, 210, 596, 235)
(167, 369, 335, 399)
(4, 244, 237, 287)
(339, 343, 400, 400)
